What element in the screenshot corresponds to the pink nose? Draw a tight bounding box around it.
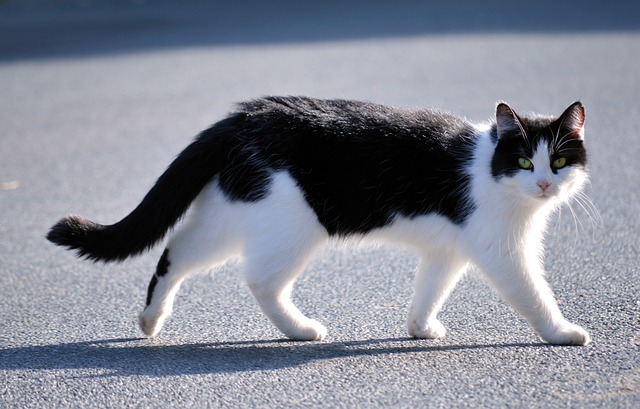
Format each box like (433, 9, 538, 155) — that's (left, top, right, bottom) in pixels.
(537, 181, 551, 191)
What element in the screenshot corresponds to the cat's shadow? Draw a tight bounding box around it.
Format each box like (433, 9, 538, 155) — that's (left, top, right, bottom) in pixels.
(0, 337, 552, 377)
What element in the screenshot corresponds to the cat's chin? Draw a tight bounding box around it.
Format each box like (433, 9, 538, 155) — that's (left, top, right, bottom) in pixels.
(515, 193, 560, 211)
(526, 189, 559, 203)
(534, 192, 553, 201)
(518, 193, 551, 205)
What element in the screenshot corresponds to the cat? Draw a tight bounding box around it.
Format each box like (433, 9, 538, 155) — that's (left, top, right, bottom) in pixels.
(47, 96, 591, 345)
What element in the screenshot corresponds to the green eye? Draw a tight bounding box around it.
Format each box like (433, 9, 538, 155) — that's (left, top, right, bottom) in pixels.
(553, 157, 567, 169)
(518, 157, 533, 170)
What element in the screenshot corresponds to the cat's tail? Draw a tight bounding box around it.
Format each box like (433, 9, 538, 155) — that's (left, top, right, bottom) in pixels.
(46, 120, 234, 262)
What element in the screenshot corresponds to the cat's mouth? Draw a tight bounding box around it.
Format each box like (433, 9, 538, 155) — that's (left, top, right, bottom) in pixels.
(535, 190, 556, 200)
(527, 187, 554, 200)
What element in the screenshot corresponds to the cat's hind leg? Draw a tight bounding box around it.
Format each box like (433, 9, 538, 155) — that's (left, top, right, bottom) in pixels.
(408, 255, 469, 339)
(139, 182, 242, 337)
(240, 173, 329, 341)
(139, 248, 183, 337)
(247, 255, 327, 341)
(243, 235, 327, 341)
(139, 239, 240, 337)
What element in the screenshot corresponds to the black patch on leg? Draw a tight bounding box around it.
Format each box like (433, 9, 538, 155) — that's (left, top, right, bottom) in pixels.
(145, 275, 158, 306)
(145, 249, 171, 306)
(156, 248, 171, 277)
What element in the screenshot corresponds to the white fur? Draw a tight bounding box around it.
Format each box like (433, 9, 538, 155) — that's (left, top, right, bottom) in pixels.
(139, 127, 590, 345)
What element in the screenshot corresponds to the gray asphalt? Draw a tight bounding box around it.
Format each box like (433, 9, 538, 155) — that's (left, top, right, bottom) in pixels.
(1, 0, 639, 407)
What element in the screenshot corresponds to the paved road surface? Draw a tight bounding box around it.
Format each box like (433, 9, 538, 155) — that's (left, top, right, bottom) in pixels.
(1, 0, 639, 407)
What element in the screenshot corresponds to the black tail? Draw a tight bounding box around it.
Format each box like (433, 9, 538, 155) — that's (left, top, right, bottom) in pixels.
(47, 122, 233, 262)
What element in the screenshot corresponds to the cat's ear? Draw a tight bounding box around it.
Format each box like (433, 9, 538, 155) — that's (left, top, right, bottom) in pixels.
(557, 101, 585, 140)
(495, 102, 524, 140)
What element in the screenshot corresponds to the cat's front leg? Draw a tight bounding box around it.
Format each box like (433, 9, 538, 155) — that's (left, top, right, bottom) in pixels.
(538, 320, 590, 346)
(474, 253, 590, 346)
(408, 257, 469, 339)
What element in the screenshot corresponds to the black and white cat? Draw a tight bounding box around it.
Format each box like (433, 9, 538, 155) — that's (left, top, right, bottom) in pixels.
(47, 96, 591, 345)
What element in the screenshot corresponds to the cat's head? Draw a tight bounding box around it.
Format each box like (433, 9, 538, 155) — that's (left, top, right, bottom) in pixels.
(491, 102, 587, 205)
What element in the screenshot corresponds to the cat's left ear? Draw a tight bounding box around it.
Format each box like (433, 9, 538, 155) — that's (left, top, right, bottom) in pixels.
(558, 101, 585, 140)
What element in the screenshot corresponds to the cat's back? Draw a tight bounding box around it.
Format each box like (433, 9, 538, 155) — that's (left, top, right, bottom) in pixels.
(236, 96, 474, 145)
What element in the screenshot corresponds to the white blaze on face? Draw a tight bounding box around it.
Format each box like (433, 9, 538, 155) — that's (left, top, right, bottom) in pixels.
(530, 140, 554, 196)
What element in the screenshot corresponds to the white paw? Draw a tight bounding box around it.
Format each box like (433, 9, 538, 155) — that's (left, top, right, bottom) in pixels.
(138, 309, 166, 338)
(284, 319, 327, 341)
(408, 318, 447, 339)
(540, 321, 590, 346)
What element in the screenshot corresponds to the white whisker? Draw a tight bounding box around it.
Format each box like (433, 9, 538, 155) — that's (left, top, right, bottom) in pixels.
(573, 192, 603, 228)
(566, 200, 585, 233)
(555, 134, 576, 152)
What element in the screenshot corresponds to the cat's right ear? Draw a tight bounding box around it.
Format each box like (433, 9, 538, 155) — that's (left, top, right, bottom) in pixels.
(495, 102, 524, 140)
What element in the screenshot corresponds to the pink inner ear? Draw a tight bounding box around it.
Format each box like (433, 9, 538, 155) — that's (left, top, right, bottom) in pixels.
(565, 118, 585, 140)
(568, 128, 585, 140)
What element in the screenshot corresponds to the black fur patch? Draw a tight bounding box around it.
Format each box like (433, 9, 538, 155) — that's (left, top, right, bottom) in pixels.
(145, 275, 158, 307)
(145, 249, 170, 306)
(218, 97, 478, 234)
(156, 249, 171, 276)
